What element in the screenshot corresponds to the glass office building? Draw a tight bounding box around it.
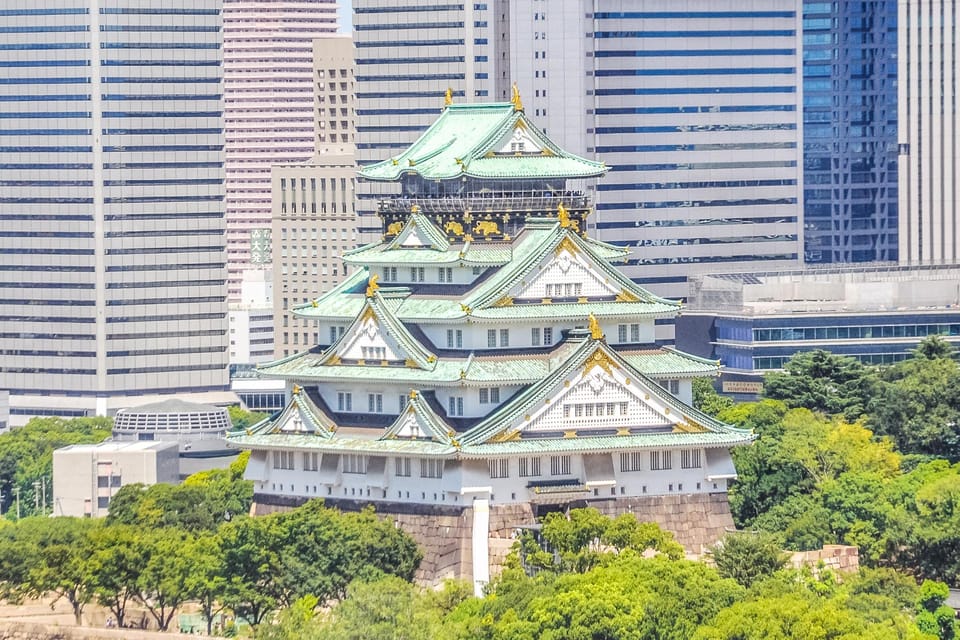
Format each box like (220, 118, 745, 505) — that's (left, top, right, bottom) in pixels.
(802, 0, 899, 263)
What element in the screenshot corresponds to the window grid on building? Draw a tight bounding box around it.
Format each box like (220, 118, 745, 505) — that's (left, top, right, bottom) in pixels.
(303, 452, 319, 472)
(343, 454, 366, 474)
(681, 449, 702, 469)
(518, 457, 541, 477)
(650, 450, 672, 471)
(420, 458, 443, 478)
(395, 457, 411, 477)
(620, 452, 643, 472)
(550, 455, 571, 476)
(489, 458, 510, 478)
(273, 450, 294, 470)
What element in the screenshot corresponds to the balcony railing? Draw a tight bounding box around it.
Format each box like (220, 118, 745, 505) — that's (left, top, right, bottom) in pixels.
(377, 190, 590, 215)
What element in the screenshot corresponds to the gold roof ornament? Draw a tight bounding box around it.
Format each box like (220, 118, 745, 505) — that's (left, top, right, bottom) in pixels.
(588, 313, 604, 340)
(411, 204, 420, 214)
(511, 82, 523, 112)
(444, 87, 453, 107)
(292, 384, 302, 395)
(365, 273, 380, 298)
(557, 201, 571, 228)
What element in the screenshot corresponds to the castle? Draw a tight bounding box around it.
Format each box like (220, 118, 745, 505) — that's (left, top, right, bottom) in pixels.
(228, 95, 753, 592)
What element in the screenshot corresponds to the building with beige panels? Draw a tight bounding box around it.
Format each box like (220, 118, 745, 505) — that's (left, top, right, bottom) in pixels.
(272, 36, 357, 358)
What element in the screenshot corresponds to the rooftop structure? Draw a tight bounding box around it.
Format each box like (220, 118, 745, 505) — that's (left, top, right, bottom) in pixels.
(230, 100, 752, 591)
(678, 264, 960, 385)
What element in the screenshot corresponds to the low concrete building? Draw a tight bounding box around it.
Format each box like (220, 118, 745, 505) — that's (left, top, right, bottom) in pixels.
(53, 441, 179, 517)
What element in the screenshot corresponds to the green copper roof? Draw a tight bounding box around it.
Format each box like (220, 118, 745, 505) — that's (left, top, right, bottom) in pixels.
(381, 391, 455, 444)
(359, 103, 606, 182)
(458, 336, 750, 446)
(243, 389, 335, 439)
(385, 212, 450, 251)
(343, 240, 513, 266)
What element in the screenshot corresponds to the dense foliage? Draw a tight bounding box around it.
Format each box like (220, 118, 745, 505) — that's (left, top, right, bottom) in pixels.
(0, 416, 111, 518)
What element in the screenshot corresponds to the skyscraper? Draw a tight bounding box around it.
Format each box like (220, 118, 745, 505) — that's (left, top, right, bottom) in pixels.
(352, 1, 805, 296)
(0, 1, 231, 422)
(898, 0, 960, 263)
(222, 0, 338, 299)
(803, 1, 899, 264)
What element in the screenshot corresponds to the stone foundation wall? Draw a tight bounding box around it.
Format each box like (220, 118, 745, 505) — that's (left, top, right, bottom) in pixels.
(589, 493, 735, 554)
(487, 503, 536, 574)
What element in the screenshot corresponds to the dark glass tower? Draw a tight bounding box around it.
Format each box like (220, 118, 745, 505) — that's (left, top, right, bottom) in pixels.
(802, 1, 899, 263)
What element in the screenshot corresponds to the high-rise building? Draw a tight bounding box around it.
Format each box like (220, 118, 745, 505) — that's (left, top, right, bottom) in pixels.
(223, 0, 338, 299)
(898, 0, 960, 263)
(0, 1, 232, 423)
(271, 36, 357, 359)
(803, 1, 899, 264)
(352, 1, 805, 297)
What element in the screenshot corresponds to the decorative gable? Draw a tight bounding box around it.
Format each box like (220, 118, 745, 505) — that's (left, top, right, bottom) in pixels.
(333, 307, 406, 363)
(510, 237, 619, 301)
(270, 389, 335, 438)
(495, 122, 544, 155)
(386, 212, 450, 251)
(381, 391, 454, 443)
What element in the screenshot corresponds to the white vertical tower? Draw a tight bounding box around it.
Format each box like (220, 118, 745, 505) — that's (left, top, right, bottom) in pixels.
(898, 0, 960, 264)
(222, 0, 338, 299)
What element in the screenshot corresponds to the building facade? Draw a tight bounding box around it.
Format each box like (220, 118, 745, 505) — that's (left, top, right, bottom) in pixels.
(232, 102, 752, 590)
(898, 0, 960, 264)
(271, 36, 357, 359)
(222, 0, 338, 299)
(0, 1, 231, 423)
(802, 1, 899, 264)
(352, 1, 805, 296)
(679, 265, 960, 386)
(53, 441, 180, 518)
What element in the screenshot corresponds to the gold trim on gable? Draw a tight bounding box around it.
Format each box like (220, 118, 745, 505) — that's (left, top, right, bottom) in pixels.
(493, 296, 514, 307)
(489, 429, 521, 443)
(554, 236, 580, 256)
(673, 419, 708, 434)
(583, 348, 616, 376)
(616, 289, 641, 303)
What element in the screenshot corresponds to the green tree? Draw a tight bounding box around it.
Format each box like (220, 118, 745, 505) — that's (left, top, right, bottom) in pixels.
(135, 529, 195, 631)
(709, 532, 789, 588)
(183, 531, 229, 635)
(693, 377, 734, 416)
(229, 406, 269, 430)
(763, 349, 877, 420)
(916, 580, 958, 640)
(89, 524, 143, 628)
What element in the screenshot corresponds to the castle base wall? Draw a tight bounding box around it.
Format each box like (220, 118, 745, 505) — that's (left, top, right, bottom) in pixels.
(251, 491, 734, 586)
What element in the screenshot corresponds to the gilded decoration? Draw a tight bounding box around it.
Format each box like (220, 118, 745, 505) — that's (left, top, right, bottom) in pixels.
(673, 419, 707, 434)
(588, 313, 604, 340)
(511, 82, 523, 112)
(616, 289, 641, 303)
(445, 220, 464, 236)
(386, 221, 403, 235)
(444, 87, 453, 107)
(554, 236, 580, 257)
(473, 220, 499, 237)
(365, 274, 380, 298)
(583, 348, 616, 376)
(493, 296, 514, 307)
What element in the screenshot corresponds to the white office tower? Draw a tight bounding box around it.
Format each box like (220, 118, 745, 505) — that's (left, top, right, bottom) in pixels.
(351, 0, 511, 238)
(0, 1, 232, 424)
(222, 0, 338, 299)
(898, 0, 960, 264)
(352, 1, 805, 295)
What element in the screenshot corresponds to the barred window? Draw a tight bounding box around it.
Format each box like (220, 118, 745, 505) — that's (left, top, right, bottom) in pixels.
(343, 454, 367, 474)
(273, 450, 294, 470)
(421, 458, 443, 478)
(550, 455, 571, 476)
(488, 458, 510, 479)
(681, 449, 702, 469)
(303, 452, 319, 472)
(395, 457, 411, 477)
(519, 457, 541, 477)
(650, 450, 672, 471)
(620, 452, 643, 472)
(531, 327, 541, 346)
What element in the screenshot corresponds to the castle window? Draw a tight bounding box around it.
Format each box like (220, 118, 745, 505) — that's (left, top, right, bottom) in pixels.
(681, 449, 702, 469)
(420, 458, 443, 478)
(478, 387, 500, 404)
(273, 451, 294, 470)
(620, 452, 643, 472)
(409, 267, 425, 282)
(499, 329, 510, 347)
(447, 329, 463, 348)
(550, 455, 571, 476)
(337, 392, 352, 412)
(650, 450, 673, 471)
(489, 459, 510, 479)
(472, 266, 482, 275)
(531, 327, 541, 345)
(303, 452, 319, 472)
(487, 329, 497, 348)
(438, 267, 453, 283)
(543, 327, 553, 344)
(448, 396, 464, 417)
(395, 458, 411, 477)
(659, 379, 680, 395)
(368, 393, 383, 413)
(518, 457, 541, 477)
(343, 455, 366, 474)
(383, 266, 398, 282)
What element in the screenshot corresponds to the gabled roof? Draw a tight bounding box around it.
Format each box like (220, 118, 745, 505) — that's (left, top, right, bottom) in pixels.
(359, 103, 607, 182)
(245, 388, 335, 438)
(458, 334, 750, 447)
(265, 290, 438, 374)
(385, 211, 450, 251)
(463, 219, 678, 312)
(381, 391, 456, 444)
